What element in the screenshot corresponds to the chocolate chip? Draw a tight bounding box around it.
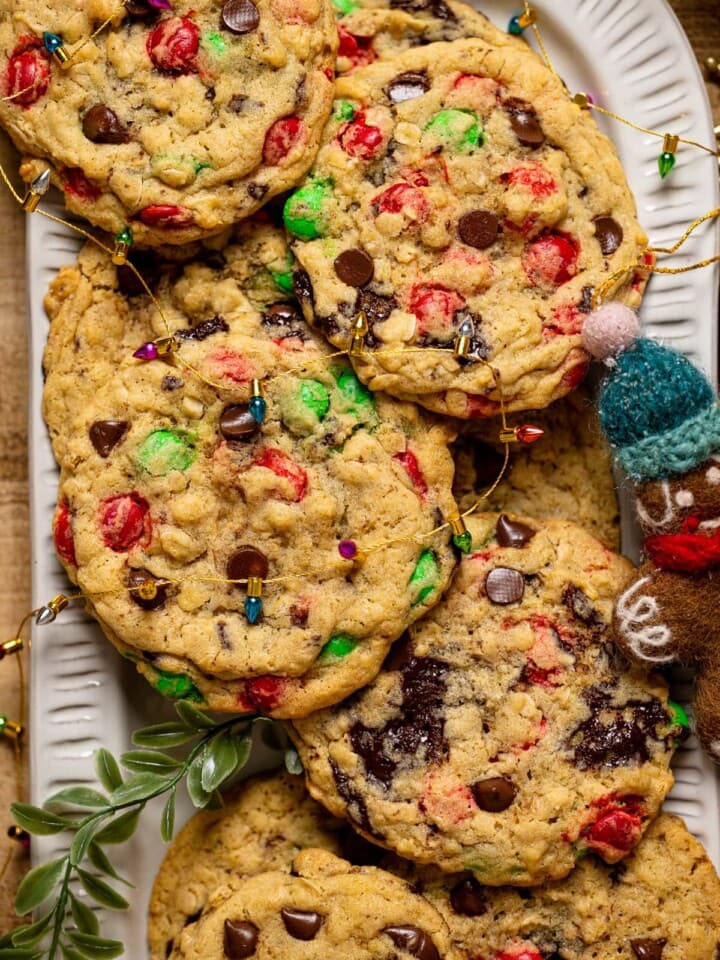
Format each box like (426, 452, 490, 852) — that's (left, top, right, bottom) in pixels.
(176, 316, 229, 341)
(471, 776, 517, 812)
(630, 939, 667, 960)
(449, 877, 487, 916)
(578, 285, 594, 314)
(484, 567, 525, 604)
(127, 569, 167, 610)
(330, 760, 379, 837)
(221, 0, 260, 33)
(89, 420, 128, 458)
(505, 97, 545, 147)
(387, 70, 429, 103)
(246, 182, 268, 200)
(264, 303, 302, 325)
(124, 0, 160, 17)
(382, 925, 440, 960)
(458, 210, 500, 249)
(227, 546, 269, 584)
(280, 908, 323, 940)
(334, 249, 374, 287)
(293, 270, 315, 307)
(562, 584, 604, 629)
(495, 514, 535, 548)
(223, 919, 259, 958)
(162, 375, 184, 391)
(82, 105, 129, 145)
(219, 405, 258, 441)
(593, 216, 624, 256)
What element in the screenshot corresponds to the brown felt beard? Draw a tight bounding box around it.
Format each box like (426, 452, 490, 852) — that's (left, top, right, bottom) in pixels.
(635, 457, 720, 534)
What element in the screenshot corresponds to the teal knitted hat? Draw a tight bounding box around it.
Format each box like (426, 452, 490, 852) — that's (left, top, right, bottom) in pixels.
(598, 339, 720, 482)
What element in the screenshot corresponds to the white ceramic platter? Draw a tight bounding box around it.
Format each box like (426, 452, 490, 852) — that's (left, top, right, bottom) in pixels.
(24, 0, 720, 955)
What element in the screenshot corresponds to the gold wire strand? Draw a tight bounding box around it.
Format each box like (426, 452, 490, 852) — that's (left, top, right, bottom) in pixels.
(586, 102, 719, 156)
(647, 208, 720, 254)
(64, 14, 115, 65)
(524, 2, 563, 85)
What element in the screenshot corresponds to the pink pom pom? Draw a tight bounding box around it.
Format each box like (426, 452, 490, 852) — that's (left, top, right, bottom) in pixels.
(582, 302, 639, 360)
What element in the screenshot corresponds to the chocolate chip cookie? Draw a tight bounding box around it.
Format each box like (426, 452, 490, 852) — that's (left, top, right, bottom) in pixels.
(388, 814, 720, 960)
(149, 771, 346, 960)
(289, 514, 683, 884)
(285, 38, 648, 417)
(170, 848, 458, 959)
(46, 221, 458, 717)
(453, 390, 620, 549)
(1, 0, 337, 244)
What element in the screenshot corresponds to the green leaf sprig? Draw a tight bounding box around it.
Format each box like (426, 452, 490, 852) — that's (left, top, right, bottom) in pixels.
(0, 702, 296, 960)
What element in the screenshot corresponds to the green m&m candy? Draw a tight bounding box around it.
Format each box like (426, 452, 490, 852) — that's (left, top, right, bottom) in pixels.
(137, 429, 196, 477)
(269, 249, 296, 294)
(283, 179, 333, 240)
(668, 699, 691, 741)
(409, 548, 440, 605)
(335, 368, 375, 412)
(424, 109, 484, 152)
(153, 670, 203, 702)
(334, 99, 356, 122)
(300, 379, 331, 419)
(319, 634, 358, 660)
(332, 0, 359, 15)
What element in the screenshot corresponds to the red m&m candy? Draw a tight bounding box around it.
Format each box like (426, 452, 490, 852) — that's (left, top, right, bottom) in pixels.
(522, 232, 578, 287)
(408, 283, 465, 336)
(4, 36, 50, 108)
(372, 183, 429, 226)
(138, 204, 195, 229)
(53, 501, 76, 567)
(263, 116, 306, 165)
(147, 16, 200, 74)
(98, 493, 152, 552)
(338, 112, 384, 160)
(252, 448, 308, 502)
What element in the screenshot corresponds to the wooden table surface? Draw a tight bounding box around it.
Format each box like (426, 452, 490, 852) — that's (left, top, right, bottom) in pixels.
(0, 0, 718, 933)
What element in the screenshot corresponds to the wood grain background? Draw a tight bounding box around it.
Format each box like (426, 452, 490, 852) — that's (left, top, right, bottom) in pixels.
(0, 0, 718, 932)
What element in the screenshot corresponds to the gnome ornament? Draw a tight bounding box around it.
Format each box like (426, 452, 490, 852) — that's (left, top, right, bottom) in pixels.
(584, 304, 720, 763)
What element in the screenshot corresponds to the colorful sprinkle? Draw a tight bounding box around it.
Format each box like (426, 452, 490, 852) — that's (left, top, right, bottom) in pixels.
(409, 548, 440, 605)
(319, 634, 358, 659)
(137, 429, 196, 476)
(283, 179, 333, 240)
(424, 109, 483, 152)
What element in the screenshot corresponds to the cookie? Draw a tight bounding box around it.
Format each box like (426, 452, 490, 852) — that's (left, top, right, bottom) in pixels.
(46, 221, 459, 717)
(149, 770, 346, 960)
(452, 390, 620, 549)
(1, 0, 337, 245)
(171, 848, 458, 959)
(284, 38, 648, 418)
(388, 814, 720, 960)
(289, 513, 684, 884)
(335, 0, 524, 76)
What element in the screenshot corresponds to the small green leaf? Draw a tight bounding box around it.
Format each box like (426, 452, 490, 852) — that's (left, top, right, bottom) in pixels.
(70, 815, 108, 867)
(14, 856, 67, 915)
(61, 947, 91, 960)
(284, 748, 303, 775)
(132, 722, 196, 748)
(186, 750, 212, 809)
(70, 892, 100, 935)
(175, 701, 215, 730)
(257, 717, 287, 750)
(94, 807, 142, 845)
(76, 869, 129, 911)
(9, 912, 52, 946)
(120, 749, 181, 774)
(10, 803, 69, 836)
(87, 842, 133, 888)
(200, 733, 241, 793)
(45, 787, 109, 809)
(65, 932, 124, 959)
(160, 787, 176, 843)
(94, 749, 123, 792)
(108, 772, 171, 805)
(0, 949, 43, 959)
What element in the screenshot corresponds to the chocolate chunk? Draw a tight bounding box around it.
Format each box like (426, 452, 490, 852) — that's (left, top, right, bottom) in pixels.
(89, 420, 128, 458)
(449, 877, 487, 916)
(82, 105, 129, 145)
(505, 97, 545, 147)
(496, 514, 535, 548)
(219, 405, 258, 441)
(562, 584, 604, 630)
(162, 375, 184, 391)
(355, 289, 396, 340)
(382, 925, 440, 960)
(568, 685, 674, 770)
(388, 70, 429, 103)
(264, 302, 302, 325)
(280, 908, 323, 940)
(247, 183, 268, 200)
(227, 546, 269, 583)
(334, 249, 374, 287)
(471, 776, 517, 812)
(484, 567, 525, 605)
(458, 210, 500, 249)
(593, 215, 624, 256)
(389, 0, 455, 19)
(221, 0, 260, 33)
(124, 0, 160, 17)
(330, 760, 380, 837)
(223, 919, 259, 958)
(630, 939, 667, 960)
(127, 569, 167, 610)
(350, 657, 448, 788)
(293, 270, 315, 307)
(176, 315, 229, 341)
(578, 285, 594, 314)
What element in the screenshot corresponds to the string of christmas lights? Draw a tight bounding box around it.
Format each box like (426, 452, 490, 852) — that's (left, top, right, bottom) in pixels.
(0, 614, 28, 890)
